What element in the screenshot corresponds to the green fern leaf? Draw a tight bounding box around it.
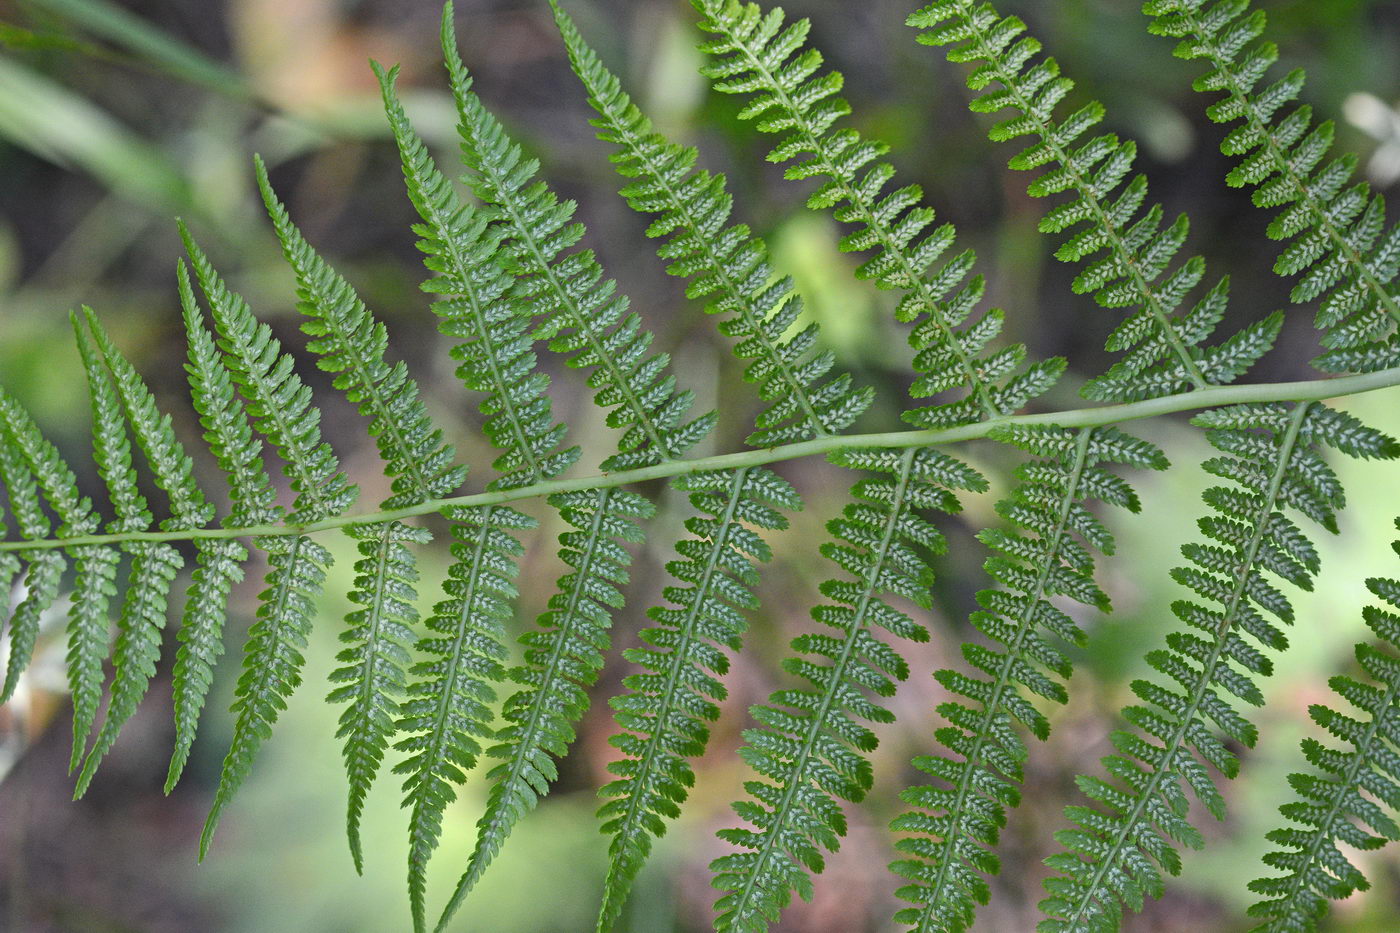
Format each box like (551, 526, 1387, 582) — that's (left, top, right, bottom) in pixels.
(0, 388, 117, 772)
(691, 0, 1064, 428)
(396, 502, 534, 933)
(1246, 536, 1400, 931)
(1143, 0, 1400, 373)
(443, 4, 716, 470)
(70, 309, 190, 796)
(710, 447, 985, 931)
(165, 263, 279, 792)
(551, 0, 874, 446)
(181, 231, 356, 855)
(1038, 402, 1398, 930)
(257, 156, 472, 869)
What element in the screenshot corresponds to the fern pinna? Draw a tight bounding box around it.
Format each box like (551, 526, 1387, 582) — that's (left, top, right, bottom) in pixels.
(1247, 525, 1400, 931)
(5, 2, 1400, 933)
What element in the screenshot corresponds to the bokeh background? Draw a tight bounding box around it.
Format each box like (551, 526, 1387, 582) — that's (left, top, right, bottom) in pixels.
(2, 0, 1400, 930)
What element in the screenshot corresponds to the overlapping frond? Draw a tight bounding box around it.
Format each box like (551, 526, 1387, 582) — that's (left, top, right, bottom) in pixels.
(1247, 536, 1400, 932)
(181, 232, 357, 856)
(1144, 0, 1400, 374)
(1039, 403, 1399, 931)
(710, 448, 984, 932)
(551, 0, 873, 447)
(690, 0, 1063, 429)
(910, 0, 1282, 403)
(888, 425, 1167, 933)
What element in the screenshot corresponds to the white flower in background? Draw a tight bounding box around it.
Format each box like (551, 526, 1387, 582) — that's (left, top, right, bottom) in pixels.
(1345, 92, 1400, 187)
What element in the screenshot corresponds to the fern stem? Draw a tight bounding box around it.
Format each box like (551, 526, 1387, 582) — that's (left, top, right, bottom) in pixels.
(1171, 7, 1400, 329)
(1059, 401, 1312, 929)
(700, 3, 1002, 419)
(913, 427, 1094, 932)
(954, 14, 1210, 391)
(4, 369, 1398, 555)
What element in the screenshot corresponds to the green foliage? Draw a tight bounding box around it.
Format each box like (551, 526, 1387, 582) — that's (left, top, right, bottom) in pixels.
(6, 3, 1400, 933)
(1247, 531, 1400, 931)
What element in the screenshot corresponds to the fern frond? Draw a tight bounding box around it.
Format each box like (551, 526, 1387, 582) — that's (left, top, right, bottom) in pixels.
(1038, 402, 1400, 931)
(181, 232, 356, 855)
(1143, 0, 1400, 374)
(257, 156, 474, 870)
(551, 0, 874, 446)
(443, 5, 716, 469)
(910, 1, 1284, 403)
(0, 388, 117, 772)
(888, 425, 1167, 933)
(396, 502, 534, 933)
(165, 263, 278, 792)
(1247, 539, 1400, 932)
(691, 0, 1064, 428)
(710, 447, 985, 931)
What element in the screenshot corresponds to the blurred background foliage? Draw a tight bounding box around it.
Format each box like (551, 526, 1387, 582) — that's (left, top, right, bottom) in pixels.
(1, 0, 1399, 930)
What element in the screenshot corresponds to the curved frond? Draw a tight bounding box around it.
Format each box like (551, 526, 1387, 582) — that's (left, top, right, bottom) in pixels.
(691, 0, 1064, 428)
(1144, 0, 1400, 373)
(1038, 403, 1400, 931)
(551, 0, 874, 446)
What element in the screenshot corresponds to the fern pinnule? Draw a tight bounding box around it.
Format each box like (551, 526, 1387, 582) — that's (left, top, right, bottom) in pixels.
(690, 0, 1063, 429)
(397, 502, 533, 932)
(1247, 539, 1400, 931)
(910, 1, 1282, 404)
(551, 0, 873, 447)
(374, 60, 579, 490)
(1143, 0, 1400, 374)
